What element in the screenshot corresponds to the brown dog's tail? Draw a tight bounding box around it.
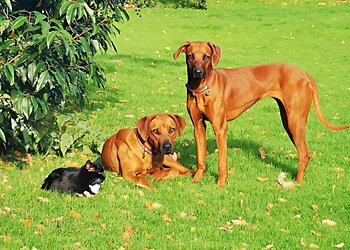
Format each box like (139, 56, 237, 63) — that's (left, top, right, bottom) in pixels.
(310, 78, 349, 130)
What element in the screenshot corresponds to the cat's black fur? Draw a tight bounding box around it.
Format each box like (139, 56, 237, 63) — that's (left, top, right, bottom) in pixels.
(41, 160, 105, 196)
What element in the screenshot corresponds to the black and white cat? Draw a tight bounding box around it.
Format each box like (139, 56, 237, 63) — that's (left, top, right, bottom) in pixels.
(41, 160, 105, 196)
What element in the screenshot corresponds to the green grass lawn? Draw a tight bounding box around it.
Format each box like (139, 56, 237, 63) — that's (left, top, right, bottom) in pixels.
(1, 1, 349, 249)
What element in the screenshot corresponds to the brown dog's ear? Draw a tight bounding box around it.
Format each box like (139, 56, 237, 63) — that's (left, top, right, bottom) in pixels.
(173, 41, 191, 60)
(137, 115, 152, 141)
(169, 114, 186, 137)
(207, 42, 221, 65)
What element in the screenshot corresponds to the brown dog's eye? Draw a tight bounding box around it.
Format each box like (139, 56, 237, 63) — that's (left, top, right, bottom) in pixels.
(169, 127, 176, 134)
(187, 54, 194, 60)
(203, 55, 210, 61)
(152, 129, 160, 135)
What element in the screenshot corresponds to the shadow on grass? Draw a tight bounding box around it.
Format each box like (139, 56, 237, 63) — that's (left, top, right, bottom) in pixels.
(178, 135, 298, 181)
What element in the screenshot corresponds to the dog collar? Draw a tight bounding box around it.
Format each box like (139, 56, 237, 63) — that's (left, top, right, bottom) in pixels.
(186, 84, 210, 96)
(135, 130, 153, 157)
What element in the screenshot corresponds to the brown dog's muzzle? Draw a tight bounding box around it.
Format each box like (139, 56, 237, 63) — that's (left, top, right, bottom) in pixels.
(193, 67, 205, 79)
(159, 139, 174, 155)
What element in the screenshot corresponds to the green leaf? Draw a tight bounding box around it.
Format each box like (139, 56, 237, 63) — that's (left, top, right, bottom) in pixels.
(34, 11, 47, 25)
(31, 97, 38, 115)
(66, 4, 77, 26)
(83, 2, 95, 23)
(54, 70, 66, 88)
(0, 40, 14, 51)
(60, 133, 74, 155)
(14, 52, 31, 67)
(59, 0, 71, 16)
(4, 0, 12, 11)
(4, 64, 14, 86)
(41, 21, 50, 36)
(27, 63, 37, 83)
(35, 71, 49, 92)
(35, 99, 48, 120)
(23, 25, 41, 34)
(21, 96, 32, 119)
(46, 31, 56, 49)
(11, 16, 27, 30)
(79, 36, 90, 54)
(77, 4, 84, 20)
(0, 128, 6, 143)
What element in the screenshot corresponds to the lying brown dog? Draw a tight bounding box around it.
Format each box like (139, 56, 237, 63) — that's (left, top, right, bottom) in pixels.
(101, 114, 191, 189)
(173, 41, 349, 187)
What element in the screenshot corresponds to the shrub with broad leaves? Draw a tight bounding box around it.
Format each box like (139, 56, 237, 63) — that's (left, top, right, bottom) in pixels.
(0, 0, 128, 155)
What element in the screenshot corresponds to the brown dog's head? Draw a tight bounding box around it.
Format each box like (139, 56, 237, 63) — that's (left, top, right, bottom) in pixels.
(137, 114, 186, 155)
(173, 41, 221, 80)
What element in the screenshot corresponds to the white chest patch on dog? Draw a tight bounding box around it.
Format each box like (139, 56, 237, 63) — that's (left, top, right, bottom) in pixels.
(89, 184, 101, 194)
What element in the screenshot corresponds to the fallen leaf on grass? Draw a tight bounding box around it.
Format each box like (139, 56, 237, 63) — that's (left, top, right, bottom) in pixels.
(64, 160, 80, 167)
(229, 167, 236, 174)
(311, 204, 318, 211)
(3, 165, 14, 171)
(118, 99, 129, 103)
(335, 243, 345, 248)
(309, 243, 320, 249)
(124, 114, 134, 119)
(25, 154, 33, 166)
(162, 213, 172, 223)
(69, 211, 81, 219)
(146, 201, 161, 210)
(37, 197, 49, 203)
(322, 219, 336, 226)
(22, 219, 31, 227)
(266, 203, 274, 214)
(52, 216, 64, 222)
(258, 147, 267, 159)
(257, 177, 269, 182)
(145, 233, 153, 239)
(179, 212, 187, 219)
(218, 224, 233, 231)
(166, 235, 174, 241)
(2, 235, 11, 242)
(310, 230, 321, 237)
(122, 226, 134, 239)
(231, 218, 247, 226)
(108, 86, 119, 91)
(263, 244, 274, 250)
(93, 214, 100, 219)
(277, 172, 295, 189)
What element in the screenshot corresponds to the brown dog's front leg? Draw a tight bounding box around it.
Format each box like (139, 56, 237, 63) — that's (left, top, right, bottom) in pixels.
(124, 171, 155, 190)
(212, 121, 228, 187)
(192, 118, 207, 183)
(163, 155, 191, 175)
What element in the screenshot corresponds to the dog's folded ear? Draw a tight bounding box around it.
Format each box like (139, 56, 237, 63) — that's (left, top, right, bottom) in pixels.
(169, 114, 186, 137)
(173, 41, 191, 60)
(137, 115, 152, 141)
(207, 42, 221, 65)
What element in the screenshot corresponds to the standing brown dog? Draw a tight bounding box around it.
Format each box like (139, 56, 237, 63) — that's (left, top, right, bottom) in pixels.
(173, 41, 349, 187)
(101, 114, 191, 189)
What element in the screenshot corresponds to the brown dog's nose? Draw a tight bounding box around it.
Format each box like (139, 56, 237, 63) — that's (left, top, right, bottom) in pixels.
(193, 68, 204, 79)
(161, 141, 173, 154)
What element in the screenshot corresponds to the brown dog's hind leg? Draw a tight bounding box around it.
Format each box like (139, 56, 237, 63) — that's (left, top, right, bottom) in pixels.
(278, 85, 312, 183)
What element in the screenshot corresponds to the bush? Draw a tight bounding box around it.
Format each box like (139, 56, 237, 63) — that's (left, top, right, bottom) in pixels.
(125, 0, 207, 9)
(0, 0, 128, 155)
